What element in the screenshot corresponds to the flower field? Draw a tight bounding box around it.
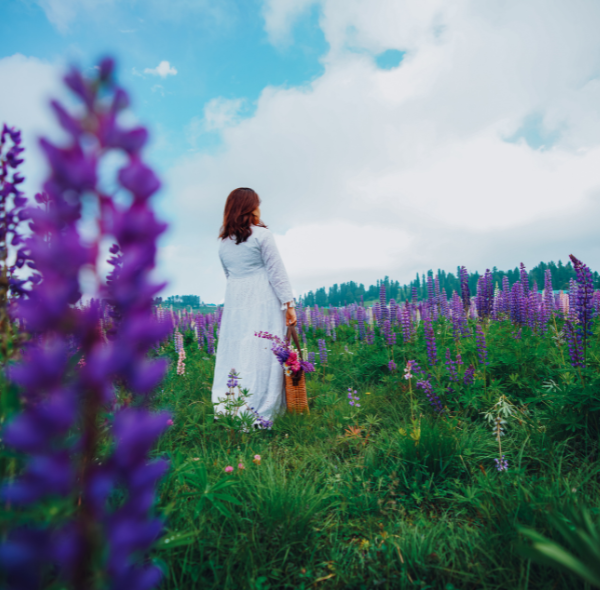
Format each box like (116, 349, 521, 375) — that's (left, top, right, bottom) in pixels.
(2, 57, 600, 590)
(153, 263, 600, 589)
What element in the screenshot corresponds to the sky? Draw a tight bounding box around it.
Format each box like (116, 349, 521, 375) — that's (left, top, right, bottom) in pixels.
(3, 0, 600, 303)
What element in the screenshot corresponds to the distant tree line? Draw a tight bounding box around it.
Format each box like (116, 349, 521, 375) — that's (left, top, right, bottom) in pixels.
(300, 260, 600, 307)
(153, 295, 202, 308)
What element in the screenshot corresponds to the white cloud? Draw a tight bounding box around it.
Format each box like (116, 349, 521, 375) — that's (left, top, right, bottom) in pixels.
(35, 0, 115, 33)
(144, 61, 178, 78)
(0, 54, 66, 195)
(160, 0, 600, 302)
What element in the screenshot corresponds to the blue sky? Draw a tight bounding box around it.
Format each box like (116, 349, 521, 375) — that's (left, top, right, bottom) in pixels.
(3, 0, 600, 303)
(0, 0, 328, 167)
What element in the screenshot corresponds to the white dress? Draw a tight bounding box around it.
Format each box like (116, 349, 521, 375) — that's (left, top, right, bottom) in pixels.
(212, 226, 294, 423)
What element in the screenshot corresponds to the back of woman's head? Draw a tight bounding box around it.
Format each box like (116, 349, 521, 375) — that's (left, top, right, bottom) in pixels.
(219, 187, 266, 244)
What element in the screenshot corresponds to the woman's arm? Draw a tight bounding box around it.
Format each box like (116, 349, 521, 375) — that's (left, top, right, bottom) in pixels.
(259, 230, 295, 314)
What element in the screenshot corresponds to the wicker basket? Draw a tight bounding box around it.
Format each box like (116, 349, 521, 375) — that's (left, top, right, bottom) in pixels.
(285, 371, 309, 414)
(284, 326, 310, 414)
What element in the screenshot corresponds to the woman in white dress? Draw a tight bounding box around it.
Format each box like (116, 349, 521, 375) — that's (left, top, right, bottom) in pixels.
(212, 188, 297, 424)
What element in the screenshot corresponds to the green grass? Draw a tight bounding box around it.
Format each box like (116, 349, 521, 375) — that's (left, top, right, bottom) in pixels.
(150, 318, 600, 589)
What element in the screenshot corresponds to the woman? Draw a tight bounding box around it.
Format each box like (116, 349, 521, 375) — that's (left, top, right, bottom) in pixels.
(212, 187, 297, 424)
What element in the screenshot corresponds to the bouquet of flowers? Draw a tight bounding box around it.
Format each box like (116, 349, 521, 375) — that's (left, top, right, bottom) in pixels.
(255, 330, 315, 378)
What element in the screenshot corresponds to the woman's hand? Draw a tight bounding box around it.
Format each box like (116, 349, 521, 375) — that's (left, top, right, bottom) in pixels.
(285, 305, 297, 326)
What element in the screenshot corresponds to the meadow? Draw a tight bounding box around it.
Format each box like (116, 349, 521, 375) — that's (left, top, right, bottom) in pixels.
(151, 269, 600, 589)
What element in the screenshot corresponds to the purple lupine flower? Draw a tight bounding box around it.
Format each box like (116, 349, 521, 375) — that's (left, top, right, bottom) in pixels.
(248, 406, 274, 429)
(439, 288, 449, 318)
(0, 124, 33, 299)
(347, 388, 360, 407)
(543, 269, 554, 315)
(426, 272, 435, 303)
(388, 359, 397, 372)
(226, 369, 239, 393)
(357, 305, 366, 340)
(366, 326, 375, 345)
(0, 59, 170, 589)
(564, 294, 585, 368)
(569, 254, 595, 360)
(389, 298, 398, 324)
(400, 304, 412, 342)
(379, 283, 388, 324)
(463, 364, 475, 386)
(411, 286, 418, 304)
(206, 324, 215, 355)
(382, 319, 396, 347)
(494, 455, 509, 472)
(416, 378, 443, 413)
(308, 351, 316, 364)
(318, 338, 328, 364)
(423, 314, 437, 366)
(460, 266, 471, 312)
(475, 324, 489, 366)
(449, 291, 467, 339)
(475, 269, 494, 320)
(526, 290, 539, 331)
(520, 262, 529, 296)
(445, 348, 458, 381)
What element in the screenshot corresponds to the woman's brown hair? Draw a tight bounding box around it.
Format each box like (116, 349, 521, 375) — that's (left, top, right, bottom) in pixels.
(219, 187, 267, 244)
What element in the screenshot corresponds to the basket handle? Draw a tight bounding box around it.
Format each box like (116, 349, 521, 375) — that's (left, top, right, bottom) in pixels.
(285, 325, 303, 360)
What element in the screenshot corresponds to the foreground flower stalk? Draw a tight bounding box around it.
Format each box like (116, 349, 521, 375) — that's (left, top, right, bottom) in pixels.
(0, 59, 170, 590)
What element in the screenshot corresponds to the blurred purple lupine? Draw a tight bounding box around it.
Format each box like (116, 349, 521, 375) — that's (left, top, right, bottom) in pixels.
(0, 59, 171, 590)
(388, 359, 397, 372)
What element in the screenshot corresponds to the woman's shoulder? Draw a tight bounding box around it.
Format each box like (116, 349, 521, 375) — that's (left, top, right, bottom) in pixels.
(250, 225, 272, 241)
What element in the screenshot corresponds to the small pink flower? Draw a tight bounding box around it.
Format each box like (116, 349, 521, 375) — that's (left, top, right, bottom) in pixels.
(238, 463, 245, 470)
(253, 454, 261, 465)
(225, 466, 234, 473)
(166, 419, 174, 426)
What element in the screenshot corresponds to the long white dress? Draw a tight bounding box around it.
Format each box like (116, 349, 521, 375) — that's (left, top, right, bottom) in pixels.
(212, 226, 294, 423)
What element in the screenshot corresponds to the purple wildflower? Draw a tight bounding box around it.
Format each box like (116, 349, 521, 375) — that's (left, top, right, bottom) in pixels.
(463, 364, 475, 386)
(475, 324, 489, 366)
(494, 455, 509, 472)
(1, 58, 170, 589)
(347, 388, 360, 407)
(423, 314, 437, 366)
(445, 348, 458, 381)
(569, 254, 595, 362)
(318, 338, 328, 364)
(416, 378, 443, 413)
(388, 359, 397, 372)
